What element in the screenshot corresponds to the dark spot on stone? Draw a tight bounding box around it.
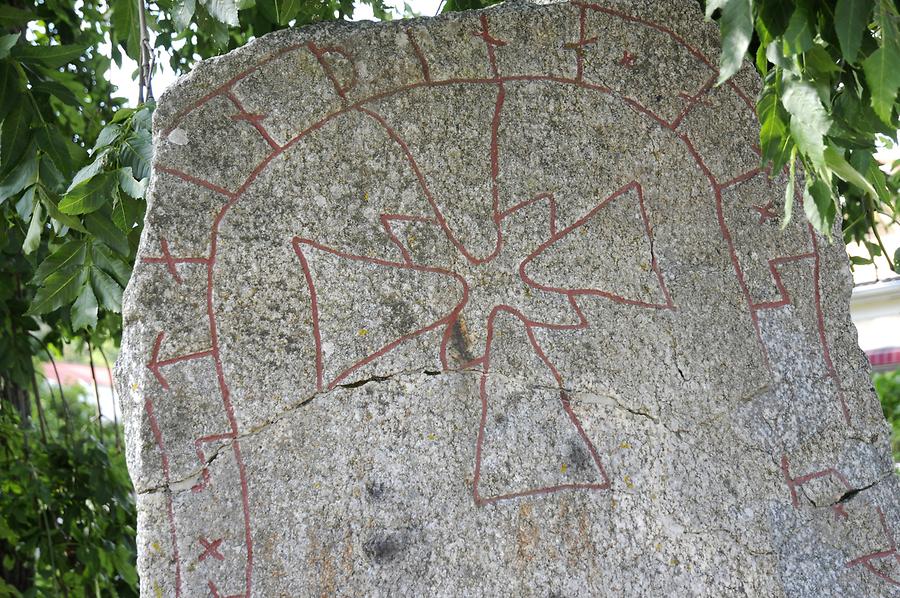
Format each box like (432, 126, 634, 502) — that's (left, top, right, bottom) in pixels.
(424, 370, 440, 376)
(363, 533, 405, 563)
(566, 438, 592, 472)
(494, 412, 506, 425)
(450, 318, 474, 363)
(655, 94, 663, 102)
(366, 480, 386, 499)
(386, 296, 417, 333)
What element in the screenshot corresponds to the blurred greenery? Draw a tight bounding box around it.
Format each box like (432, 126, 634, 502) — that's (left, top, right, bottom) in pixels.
(0, 382, 135, 596)
(875, 368, 900, 461)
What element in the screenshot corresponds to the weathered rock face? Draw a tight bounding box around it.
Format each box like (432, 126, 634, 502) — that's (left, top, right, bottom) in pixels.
(117, 1, 900, 595)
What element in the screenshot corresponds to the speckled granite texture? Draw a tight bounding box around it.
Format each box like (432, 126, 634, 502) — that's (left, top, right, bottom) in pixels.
(117, 1, 900, 595)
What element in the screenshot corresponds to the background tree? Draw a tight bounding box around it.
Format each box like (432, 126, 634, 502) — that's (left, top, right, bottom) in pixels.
(0, 0, 898, 593)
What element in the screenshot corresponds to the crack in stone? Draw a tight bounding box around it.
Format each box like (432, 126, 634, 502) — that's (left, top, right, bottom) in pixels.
(683, 526, 775, 557)
(827, 470, 895, 508)
(138, 366, 482, 495)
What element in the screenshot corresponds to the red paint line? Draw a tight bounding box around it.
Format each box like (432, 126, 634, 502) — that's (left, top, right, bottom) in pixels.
(206, 191, 255, 595)
(355, 105, 502, 265)
(307, 42, 357, 101)
(750, 253, 816, 311)
(563, 5, 597, 82)
(224, 90, 280, 150)
(406, 29, 431, 83)
(162, 42, 307, 135)
(810, 230, 851, 425)
(292, 236, 468, 389)
(142, 394, 183, 595)
(157, 166, 237, 200)
(671, 73, 716, 130)
(198, 537, 225, 562)
(519, 181, 675, 311)
(380, 214, 436, 264)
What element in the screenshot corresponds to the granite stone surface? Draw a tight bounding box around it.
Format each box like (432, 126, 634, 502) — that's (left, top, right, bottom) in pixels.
(117, 1, 900, 595)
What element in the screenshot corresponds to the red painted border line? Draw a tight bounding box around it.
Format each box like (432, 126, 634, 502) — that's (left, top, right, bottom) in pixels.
(405, 29, 431, 83)
(142, 394, 182, 594)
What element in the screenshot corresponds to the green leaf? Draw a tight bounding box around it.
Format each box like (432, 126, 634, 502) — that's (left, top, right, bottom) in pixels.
(133, 104, 154, 131)
(119, 130, 152, 180)
(37, 186, 87, 233)
(32, 240, 86, 283)
(93, 124, 121, 151)
(803, 177, 837, 235)
(92, 244, 131, 287)
(36, 126, 74, 174)
(26, 267, 87, 315)
(863, 46, 900, 125)
(174, 0, 197, 31)
(110, 0, 141, 61)
(835, 0, 874, 63)
(782, 77, 831, 171)
(0, 6, 36, 28)
(15, 184, 35, 221)
(0, 151, 37, 204)
(273, 0, 300, 25)
(59, 171, 117, 215)
(824, 145, 878, 198)
(110, 107, 136, 124)
(782, 3, 815, 56)
(805, 45, 842, 76)
(865, 240, 883, 256)
(85, 206, 130, 256)
(90, 267, 123, 312)
(1, 104, 31, 176)
(203, 0, 239, 26)
(758, 0, 792, 37)
(782, 151, 797, 228)
(0, 33, 19, 59)
(69, 149, 109, 191)
(71, 282, 98, 331)
(29, 77, 81, 107)
(0, 61, 22, 121)
(757, 85, 793, 173)
(706, 0, 752, 84)
(850, 255, 874, 265)
(117, 166, 145, 199)
(23, 200, 43, 255)
(12, 44, 86, 68)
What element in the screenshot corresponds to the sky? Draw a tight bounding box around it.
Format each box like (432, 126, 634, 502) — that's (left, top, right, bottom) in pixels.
(108, 0, 442, 106)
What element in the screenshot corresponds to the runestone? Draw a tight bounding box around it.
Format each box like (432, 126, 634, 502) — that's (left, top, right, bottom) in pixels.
(117, 1, 900, 595)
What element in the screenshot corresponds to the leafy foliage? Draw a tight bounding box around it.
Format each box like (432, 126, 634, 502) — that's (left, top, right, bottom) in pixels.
(875, 369, 900, 461)
(705, 0, 899, 267)
(0, 385, 136, 595)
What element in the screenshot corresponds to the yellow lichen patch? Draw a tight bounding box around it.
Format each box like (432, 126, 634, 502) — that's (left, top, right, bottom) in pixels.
(560, 463, 568, 473)
(357, 328, 368, 336)
(427, 432, 437, 441)
(623, 474, 634, 489)
(619, 441, 631, 449)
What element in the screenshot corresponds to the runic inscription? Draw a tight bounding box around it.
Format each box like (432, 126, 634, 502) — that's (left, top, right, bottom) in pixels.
(117, 1, 899, 596)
